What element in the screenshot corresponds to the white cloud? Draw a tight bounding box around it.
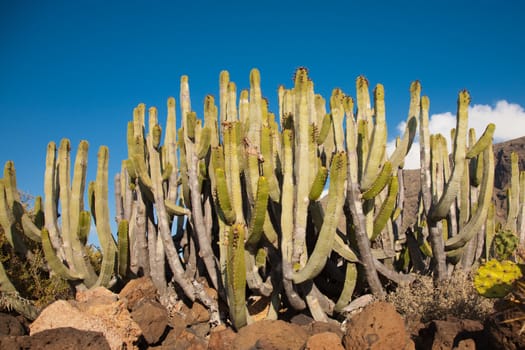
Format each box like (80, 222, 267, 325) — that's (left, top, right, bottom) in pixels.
(388, 100, 525, 169)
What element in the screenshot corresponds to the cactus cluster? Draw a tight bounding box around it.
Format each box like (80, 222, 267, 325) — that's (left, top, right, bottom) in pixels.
(1, 67, 521, 327)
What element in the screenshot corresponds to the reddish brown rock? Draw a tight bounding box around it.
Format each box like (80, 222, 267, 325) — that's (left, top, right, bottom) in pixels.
(414, 317, 487, 350)
(168, 313, 189, 335)
(233, 319, 308, 350)
(131, 299, 169, 345)
(455, 338, 476, 349)
(0, 327, 110, 350)
(0, 313, 25, 336)
(303, 320, 344, 338)
(343, 301, 413, 350)
(76, 286, 118, 305)
(208, 325, 236, 350)
(160, 328, 207, 349)
(185, 301, 211, 325)
(30, 293, 142, 350)
(119, 277, 158, 310)
(304, 331, 345, 350)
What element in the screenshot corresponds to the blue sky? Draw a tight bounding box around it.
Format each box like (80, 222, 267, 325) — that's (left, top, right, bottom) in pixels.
(1, 0, 524, 209)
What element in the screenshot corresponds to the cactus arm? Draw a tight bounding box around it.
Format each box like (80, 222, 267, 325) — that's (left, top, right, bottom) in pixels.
(245, 176, 269, 249)
(330, 89, 346, 151)
(130, 152, 154, 191)
(485, 203, 496, 260)
(429, 91, 470, 221)
(356, 119, 369, 182)
(67, 142, 100, 286)
(308, 166, 328, 201)
(178, 129, 191, 207)
(183, 112, 220, 291)
(92, 146, 117, 288)
(345, 103, 385, 298)
(43, 142, 66, 258)
(76, 210, 91, 246)
(280, 129, 307, 310)
(244, 251, 273, 296)
(361, 161, 392, 200)
(117, 220, 129, 278)
(2, 162, 42, 243)
(333, 235, 360, 262)
(223, 122, 244, 224)
(281, 130, 294, 273)
(356, 76, 372, 124)
(317, 114, 332, 145)
(518, 171, 525, 244)
(57, 140, 72, 262)
(505, 152, 519, 232)
(69, 140, 88, 247)
(226, 223, 248, 330)
(293, 152, 346, 284)
(373, 258, 415, 284)
(371, 176, 399, 241)
(334, 262, 358, 312)
(459, 158, 471, 229)
(239, 89, 250, 128)
(389, 82, 420, 171)
(0, 180, 21, 250)
(247, 68, 263, 146)
(219, 71, 229, 127)
(146, 109, 196, 298)
(164, 200, 191, 216)
(445, 144, 494, 250)
(308, 198, 360, 263)
(165, 97, 179, 203)
(0, 174, 42, 262)
(31, 196, 44, 229)
(131, 186, 150, 276)
(114, 173, 125, 222)
(466, 123, 495, 159)
(389, 116, 418, 171)
(260, 126, 280, 202)
(419, 95, 433, 215)
(41, 228, 81, 280)
(292, 68, 313, 268)
(214, 168, 236, 225)
(196, 127, 211, 159)
(361, 85, 387, 191)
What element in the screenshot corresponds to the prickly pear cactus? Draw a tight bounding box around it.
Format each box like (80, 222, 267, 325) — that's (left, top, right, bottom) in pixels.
(493, 229, 519, 260)
(474, 259, 523, 298)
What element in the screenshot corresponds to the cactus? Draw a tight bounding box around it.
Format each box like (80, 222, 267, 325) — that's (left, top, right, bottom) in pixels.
(417, 87, 496, 280)
(493, 229, 519, 260)
(474, 259, 522, 298)
(225, 223, 248, 329)
(0, 162, 42, 258)
(292, 152, 346, 284)
(41, 140, 119, 290)
(0, 260, 40, 320)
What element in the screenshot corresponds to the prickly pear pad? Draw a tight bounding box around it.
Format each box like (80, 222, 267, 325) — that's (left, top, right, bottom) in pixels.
(474, 259, 522, 298)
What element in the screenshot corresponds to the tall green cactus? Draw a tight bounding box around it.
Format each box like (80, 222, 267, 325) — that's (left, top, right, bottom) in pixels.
(0, 162, 42, 257)
(417, 89, 496, 280)
(41, 140, 119, 290)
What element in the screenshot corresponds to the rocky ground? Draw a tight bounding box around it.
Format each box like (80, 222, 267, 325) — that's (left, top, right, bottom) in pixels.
(0, 276, 523, 350)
